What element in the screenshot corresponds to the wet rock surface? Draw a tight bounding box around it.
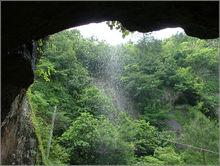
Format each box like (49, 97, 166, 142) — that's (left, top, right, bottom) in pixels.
(1, 90, 37, 165)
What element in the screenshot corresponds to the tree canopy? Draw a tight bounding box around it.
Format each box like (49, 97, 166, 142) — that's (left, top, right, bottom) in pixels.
(28, 29, 219, 165)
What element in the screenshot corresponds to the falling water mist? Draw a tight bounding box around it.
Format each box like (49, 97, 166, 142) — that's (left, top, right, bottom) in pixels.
(93, 46, 138, 118)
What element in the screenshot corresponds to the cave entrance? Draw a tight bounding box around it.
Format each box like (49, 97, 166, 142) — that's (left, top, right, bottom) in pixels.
(2, 2, 219, 165)
(27, 21, 219, 165)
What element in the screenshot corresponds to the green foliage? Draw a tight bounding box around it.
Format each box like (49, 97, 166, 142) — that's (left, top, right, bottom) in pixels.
(60, 112, 134, 165)
(106, 21, 131, 38)
(135, 146, 183, 165)
(28, 89, 69, 165)
(173, 67, 204, 93)
(135, 155, 165, 165)
(154, 146, 183, 165)
(35, 57, 56, 81)
(132, 120, 161, 156)
(29, 28, 219, 165)
(180, 110, 219, 165)
(118, 113, 161, 156)
(48, 140, 70, 164)
(77, 86, 115, 117)
(121, 72, 162, 102)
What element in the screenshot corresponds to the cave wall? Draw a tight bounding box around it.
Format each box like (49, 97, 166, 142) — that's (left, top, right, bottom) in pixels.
(1, 1, 219, 165)
(1, 89, 37, 165)
(2, 42, 35, 122)
(1, 43, 37, 164)
(2, 1, 219, 53)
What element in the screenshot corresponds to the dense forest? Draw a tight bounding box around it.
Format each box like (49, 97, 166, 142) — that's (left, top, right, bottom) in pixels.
(27, 28, 219, 165)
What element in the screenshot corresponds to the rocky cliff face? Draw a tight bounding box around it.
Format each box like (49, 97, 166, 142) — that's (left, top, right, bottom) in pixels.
(1, 42, 37, 165)
(1, 89, 37, 165)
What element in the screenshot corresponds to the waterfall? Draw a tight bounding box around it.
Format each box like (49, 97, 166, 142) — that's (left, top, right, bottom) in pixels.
(93, 47, 138, 117)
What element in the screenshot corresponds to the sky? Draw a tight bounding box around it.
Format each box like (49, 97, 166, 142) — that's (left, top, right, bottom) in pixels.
(70, 21, 185, 45)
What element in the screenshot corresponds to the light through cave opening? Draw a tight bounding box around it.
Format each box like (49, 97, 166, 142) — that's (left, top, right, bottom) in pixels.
(22, 21, 220, 165)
